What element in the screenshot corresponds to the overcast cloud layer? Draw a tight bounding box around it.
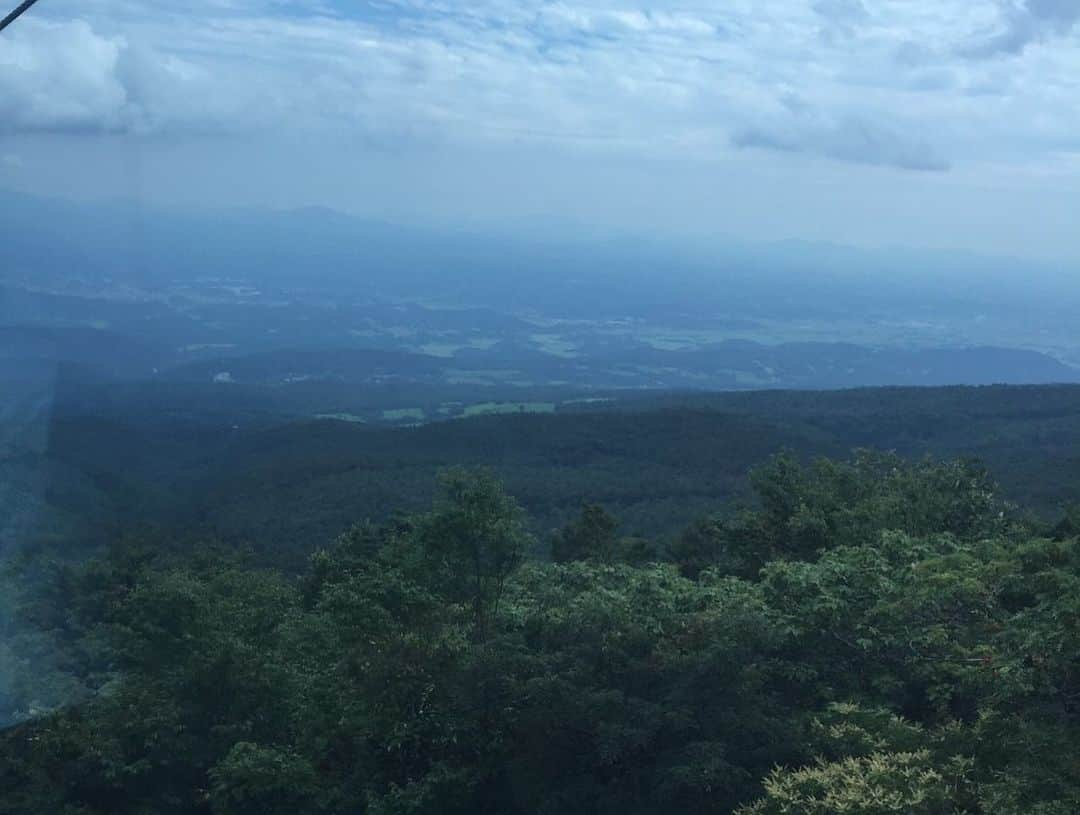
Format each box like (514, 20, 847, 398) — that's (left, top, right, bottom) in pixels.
(1, 1, 1079, 261)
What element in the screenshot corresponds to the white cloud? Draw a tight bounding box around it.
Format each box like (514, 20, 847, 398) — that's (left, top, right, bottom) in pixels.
(0, 0, 1078, 176)
(0, 17, 257, 135)
(0, 19, 128, 132)
(733, 109, 951, 172)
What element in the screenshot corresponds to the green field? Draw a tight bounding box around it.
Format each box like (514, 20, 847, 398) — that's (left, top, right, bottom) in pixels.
(462, 401, 557, 417)
(381, 407, 425, 421)
(314, 412, 367, 423)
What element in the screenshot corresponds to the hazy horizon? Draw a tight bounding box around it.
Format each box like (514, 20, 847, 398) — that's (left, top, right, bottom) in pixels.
(2, 1, 1080, 264)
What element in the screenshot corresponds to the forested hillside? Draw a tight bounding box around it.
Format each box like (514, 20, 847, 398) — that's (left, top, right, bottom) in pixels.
(3, 454, 1079, 814)
(3, 384, 1080, 814)
(26, 385, 1080, 569)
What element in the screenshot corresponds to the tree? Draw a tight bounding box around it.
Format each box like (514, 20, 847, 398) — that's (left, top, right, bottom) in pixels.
(209, 742, 318, 815)
(551, 503, 620, 563)
(417, 468, 530, 640)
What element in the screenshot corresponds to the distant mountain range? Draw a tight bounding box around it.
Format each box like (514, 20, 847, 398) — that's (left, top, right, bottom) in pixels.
(3, 186, 1079, 322)
(3, 187, 1079, 393)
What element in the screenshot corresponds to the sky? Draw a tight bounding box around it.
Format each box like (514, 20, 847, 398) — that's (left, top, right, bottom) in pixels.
(1, 0, 1079, 262)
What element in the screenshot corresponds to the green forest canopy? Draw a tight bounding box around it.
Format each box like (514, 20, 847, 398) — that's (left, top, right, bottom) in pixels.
(3, 450, 1080, 814)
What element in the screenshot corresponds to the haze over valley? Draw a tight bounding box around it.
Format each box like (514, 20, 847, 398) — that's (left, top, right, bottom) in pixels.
(3, 189, 1078, 431)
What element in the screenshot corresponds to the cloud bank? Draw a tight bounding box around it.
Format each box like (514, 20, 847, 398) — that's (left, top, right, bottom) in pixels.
(0, 0, 1074, 172)
(961, 0, 1080, 57)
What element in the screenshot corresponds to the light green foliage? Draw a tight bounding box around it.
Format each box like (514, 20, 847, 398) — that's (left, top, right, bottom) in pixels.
(805, 703, 931, 759)
(738, 751, 972, 815)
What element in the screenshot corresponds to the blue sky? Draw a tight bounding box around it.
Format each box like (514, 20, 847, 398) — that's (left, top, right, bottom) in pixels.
(1, 1, 1079, 262)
